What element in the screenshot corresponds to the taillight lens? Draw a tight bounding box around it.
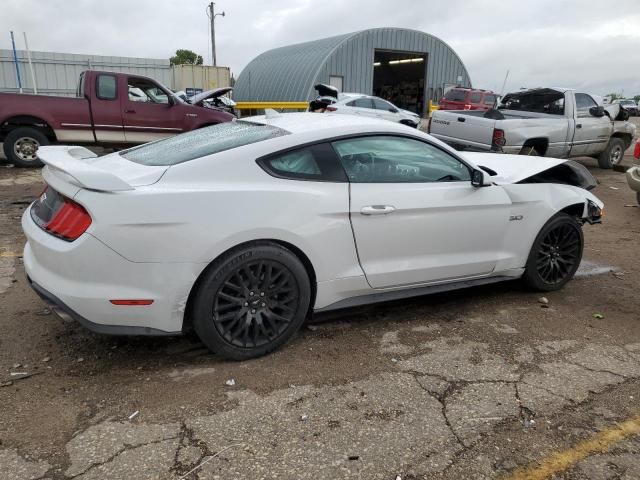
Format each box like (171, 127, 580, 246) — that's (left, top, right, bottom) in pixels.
(634, 140, 640, 160)
(492, 128, 506, 149)
(464, 104, 472, 110)
(31, 186, 91, 241)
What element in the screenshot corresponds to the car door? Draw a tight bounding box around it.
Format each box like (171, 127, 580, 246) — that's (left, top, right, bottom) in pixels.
(332, 135, 512, 288)
(372, 98, 401, 122)
(571, 93, 610, 156)
(122, 76, 184, 143)
(346, 97, 377, 119)
(91, 73, 126, 142)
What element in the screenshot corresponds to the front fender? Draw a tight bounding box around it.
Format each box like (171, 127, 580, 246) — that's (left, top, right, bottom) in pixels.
(493, 183, 603, 271)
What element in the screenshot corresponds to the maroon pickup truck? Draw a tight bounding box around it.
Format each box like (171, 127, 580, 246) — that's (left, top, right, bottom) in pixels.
(0, 70, 234, 166)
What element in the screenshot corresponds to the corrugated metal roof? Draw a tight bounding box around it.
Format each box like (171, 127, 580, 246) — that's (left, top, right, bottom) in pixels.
(234, 32, 356, 102)
(234, 28, 471, 102)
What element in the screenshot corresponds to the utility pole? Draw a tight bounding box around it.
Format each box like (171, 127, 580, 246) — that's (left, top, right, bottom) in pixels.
(208, 2, 225, 66)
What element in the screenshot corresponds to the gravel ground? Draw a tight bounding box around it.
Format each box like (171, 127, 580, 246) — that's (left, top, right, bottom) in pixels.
(0, 131, 639, 479)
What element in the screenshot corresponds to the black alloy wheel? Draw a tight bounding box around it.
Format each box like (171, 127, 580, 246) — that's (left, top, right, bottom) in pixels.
(535, 223, 581, 284)
(192, 243, 311, 360)
(523, 213, 584, 291)
(213, 260, 299, 348)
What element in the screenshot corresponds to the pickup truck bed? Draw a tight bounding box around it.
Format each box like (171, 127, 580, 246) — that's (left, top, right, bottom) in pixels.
(429, 88, 636, 169)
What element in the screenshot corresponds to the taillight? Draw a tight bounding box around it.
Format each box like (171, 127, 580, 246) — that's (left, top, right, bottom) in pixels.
(464, 104, 471, 110)
(492, 129, 506, 150)
(634, 140, 640, 160)
(32, 186, 92, 241)
(326, 106, 337, 112)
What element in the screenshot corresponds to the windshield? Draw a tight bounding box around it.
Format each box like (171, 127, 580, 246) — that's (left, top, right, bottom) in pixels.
(621, 100, 635, 105)
(120, 121, 289, 166)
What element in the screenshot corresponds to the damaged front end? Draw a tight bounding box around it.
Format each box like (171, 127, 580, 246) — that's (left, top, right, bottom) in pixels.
(516, 160, 597, 191)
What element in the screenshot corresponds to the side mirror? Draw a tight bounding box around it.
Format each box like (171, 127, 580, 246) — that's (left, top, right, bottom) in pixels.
(168, 94, 177, 106)
(589, 105, 605, 117)
(471, 169, 491, 187)
(389, 107, 398, 113)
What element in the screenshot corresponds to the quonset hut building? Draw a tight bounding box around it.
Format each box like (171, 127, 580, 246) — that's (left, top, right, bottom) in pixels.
(234, 28, 471, 116)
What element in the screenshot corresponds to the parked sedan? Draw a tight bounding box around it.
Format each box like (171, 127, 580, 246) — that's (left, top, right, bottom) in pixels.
(311, 84, 420, 127)
(23, 113, 603, 359)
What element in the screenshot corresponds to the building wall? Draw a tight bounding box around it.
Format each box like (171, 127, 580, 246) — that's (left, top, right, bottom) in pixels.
(315, 28, 470, 102)
(0, 49, 172, 96)
(171, 65, 231, 93)
(234, 28, 471, 103)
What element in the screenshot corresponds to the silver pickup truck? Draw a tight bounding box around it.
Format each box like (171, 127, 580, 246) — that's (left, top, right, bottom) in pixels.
(428, 88, 636, 169)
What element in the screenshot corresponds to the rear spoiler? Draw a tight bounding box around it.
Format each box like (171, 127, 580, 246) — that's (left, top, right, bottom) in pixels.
(37, 146, 134, 192)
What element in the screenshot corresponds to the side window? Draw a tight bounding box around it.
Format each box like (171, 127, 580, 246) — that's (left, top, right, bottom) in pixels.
(127, 78, 169, 104)
(332, 136, 471, 183)
(483, 94, 497, 105)
(575, 93, 597, 116)
(351, 97, 374, 109)
(77, 72, 85, 98)
(373, 98, 395, 111)
(96, 75, 117, 100)
(258, 143, 347, 182)
(470, 92, 482, 103)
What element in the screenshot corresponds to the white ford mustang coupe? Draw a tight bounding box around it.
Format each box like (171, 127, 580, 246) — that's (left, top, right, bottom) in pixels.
(23, 113, 603, 359)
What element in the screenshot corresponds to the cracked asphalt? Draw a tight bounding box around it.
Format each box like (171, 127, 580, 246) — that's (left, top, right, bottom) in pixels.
(1, 139, 639, 479)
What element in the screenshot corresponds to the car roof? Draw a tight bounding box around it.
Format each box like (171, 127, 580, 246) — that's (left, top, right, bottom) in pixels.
(246, 111, 410, 136)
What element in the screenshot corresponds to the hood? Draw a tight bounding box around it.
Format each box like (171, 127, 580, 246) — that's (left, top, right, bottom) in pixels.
(191, 87, 233, 106)
(400, 108, 420, 118)
(462, 152, 596, 190)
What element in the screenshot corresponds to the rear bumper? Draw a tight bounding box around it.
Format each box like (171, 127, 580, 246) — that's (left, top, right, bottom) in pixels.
(22, 206, 203, 335)
(27, 277, 177, 336)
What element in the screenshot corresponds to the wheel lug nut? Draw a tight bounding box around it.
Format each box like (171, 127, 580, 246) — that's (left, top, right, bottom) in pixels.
(250, 291, 254, 296)
(261, 303, 266, 307)
(244, 302, 248, 306)
(251, 309, 256, 314)
(260, 292, 265, 297)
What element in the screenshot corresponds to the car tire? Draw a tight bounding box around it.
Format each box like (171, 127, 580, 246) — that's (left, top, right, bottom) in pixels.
(191, 242, 311, 360)
(3, 127, 48, 168)
(598, 137, 625, 169)
(522, 213, 583, 292)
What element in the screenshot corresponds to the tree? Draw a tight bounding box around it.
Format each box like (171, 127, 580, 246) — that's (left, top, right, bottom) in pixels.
(170, 49, 203, 66)
(606, 92, 623, 101)
(634, 94, 640, 104)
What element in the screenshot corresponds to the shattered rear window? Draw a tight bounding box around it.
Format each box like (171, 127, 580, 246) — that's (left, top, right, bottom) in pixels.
(120, 121, 290, 166)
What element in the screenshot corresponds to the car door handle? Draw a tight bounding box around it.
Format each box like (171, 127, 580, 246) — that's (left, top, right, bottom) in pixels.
(457, 117, 466, 122)
(361, 205, 395, 215)
(576, 123, 582, 128)
(125, 109, 136, 114)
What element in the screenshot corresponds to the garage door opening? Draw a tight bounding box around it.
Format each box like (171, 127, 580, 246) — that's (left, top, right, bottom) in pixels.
(372, 50, 427, 116)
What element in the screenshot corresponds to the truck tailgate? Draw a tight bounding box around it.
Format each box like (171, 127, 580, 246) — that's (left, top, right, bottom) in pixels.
(430, 110, 496, 150)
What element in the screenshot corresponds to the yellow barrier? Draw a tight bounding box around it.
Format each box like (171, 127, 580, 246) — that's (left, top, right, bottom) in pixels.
(428, 100, 439, 116)
(235, 102, 309, 110)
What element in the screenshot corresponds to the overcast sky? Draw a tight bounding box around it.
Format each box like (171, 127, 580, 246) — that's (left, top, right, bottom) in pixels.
(2, 0, 639, 96)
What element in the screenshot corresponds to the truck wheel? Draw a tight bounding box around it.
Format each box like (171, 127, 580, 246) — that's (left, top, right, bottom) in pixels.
(598, 138, 625, 169)
(3, 127, 49, 167)
(519, 145, 543, 156)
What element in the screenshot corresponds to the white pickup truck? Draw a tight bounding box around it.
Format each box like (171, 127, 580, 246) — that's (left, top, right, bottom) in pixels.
(428, 88, 636, 169)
